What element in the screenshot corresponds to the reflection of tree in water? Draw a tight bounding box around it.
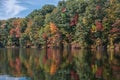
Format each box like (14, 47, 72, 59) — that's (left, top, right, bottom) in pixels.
(0, 48, 78, 80)
(20, 48, 33, 76)
(107, 49, 120, 80)
(1, 48, 74, 80)
(7, 48, 23, 76)
(73, 49, 92, 80)
(1, 48, 120, 80)
(20, 48, 45, 80)
(90, 49, 120, 80)
(91, 49, 104, 80)
(0, 49, 9, 75)
(41, 48, 76, 80)
(42, 48, 64, 80)
(90, 49, 112, 80)
(73, 49, 120, 80)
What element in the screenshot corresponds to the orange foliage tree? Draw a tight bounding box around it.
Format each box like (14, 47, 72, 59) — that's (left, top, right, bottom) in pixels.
(10, 19, 21, 38)
(50, 22, 58, 34)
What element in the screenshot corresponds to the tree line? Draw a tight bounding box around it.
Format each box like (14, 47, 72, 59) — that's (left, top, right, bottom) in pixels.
(0, 0, 120, 48)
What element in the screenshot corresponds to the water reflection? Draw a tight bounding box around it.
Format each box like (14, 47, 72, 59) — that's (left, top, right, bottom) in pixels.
(0, 48, 120, 80)
(0, 75, 29, 80)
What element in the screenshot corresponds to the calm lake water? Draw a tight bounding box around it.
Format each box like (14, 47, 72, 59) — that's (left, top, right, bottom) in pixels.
(0, 48, 120, 80)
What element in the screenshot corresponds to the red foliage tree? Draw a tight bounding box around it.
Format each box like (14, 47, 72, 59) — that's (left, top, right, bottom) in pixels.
(112, 20, 120, 27)
(10, 19, 21, 38)
(15, 26, 21, 38)
(61, 8, 66, 13)
(10, 28, 16, 36)
(96, 5, 101, 11)
(110, 28, 120, 33)
(95, 21, 104, 31)
(10, 26, 21, 38)
(70, 70, 79, 80)
(70, 14, 79, 26)
(42, 33, 48, 40)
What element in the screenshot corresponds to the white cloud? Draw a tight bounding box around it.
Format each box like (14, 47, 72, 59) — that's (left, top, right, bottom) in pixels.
(0, 0, 27, 20)
(24, 0, 38, 5)
(0, 0, 60, 20)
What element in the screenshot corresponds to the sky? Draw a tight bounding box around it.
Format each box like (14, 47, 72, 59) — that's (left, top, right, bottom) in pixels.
(0, 0, 60, 20)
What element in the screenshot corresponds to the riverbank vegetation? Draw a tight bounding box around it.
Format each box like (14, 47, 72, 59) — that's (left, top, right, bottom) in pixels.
(0, 0, 120, 49)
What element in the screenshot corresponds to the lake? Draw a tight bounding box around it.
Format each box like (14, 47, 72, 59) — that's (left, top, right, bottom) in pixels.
(0, 48, 120, 80)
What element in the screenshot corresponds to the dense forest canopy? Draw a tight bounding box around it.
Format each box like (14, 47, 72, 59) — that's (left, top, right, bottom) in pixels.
(0, 0, 120, 48)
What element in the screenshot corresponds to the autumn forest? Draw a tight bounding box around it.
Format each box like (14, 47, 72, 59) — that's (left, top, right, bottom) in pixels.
(0, 0, 120, 49)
